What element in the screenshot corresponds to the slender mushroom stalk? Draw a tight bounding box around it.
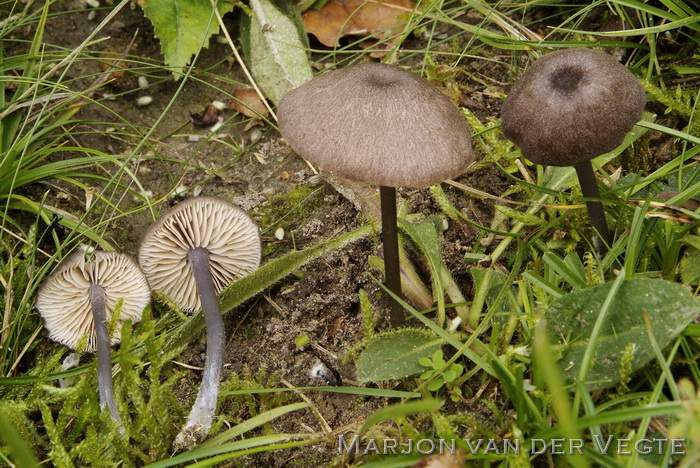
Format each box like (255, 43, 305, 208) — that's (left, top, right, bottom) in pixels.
(379, 186, 403, 326)
(36, 249, 151, 431)
(278, 63, 476, 326)
(138, 197, 261, 449)
(575, 161, 612, 254)
(501, 48, 645, 263)
(182, 247, 225, 436)
(89, 283, 121, 425)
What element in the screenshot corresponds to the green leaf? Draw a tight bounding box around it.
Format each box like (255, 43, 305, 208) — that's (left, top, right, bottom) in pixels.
(495, 204, 546, 226)
(399, 216, 447, 325)
(241, 0, 313, 105)
(356, 329, 444, 382)
(418, 357, 433, 367)
(680, 246, 700, 285)
(141, 0, 235, 76)
(542, 278, 700, 391)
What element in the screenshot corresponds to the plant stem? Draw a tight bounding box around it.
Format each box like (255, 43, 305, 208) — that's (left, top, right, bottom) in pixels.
(176, 247, 225, 447)
(574, 161, 612, 258)
(380, 186, 404, 327)
(88, 283, 122, 429)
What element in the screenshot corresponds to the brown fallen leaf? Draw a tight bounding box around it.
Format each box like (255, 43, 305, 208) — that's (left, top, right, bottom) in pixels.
(411, 449, 466, 468)
(303, 0, 414, 56)
(191, 103, 221, 127)
(99, 46, 132, 85)
(230, 88, 270, 119)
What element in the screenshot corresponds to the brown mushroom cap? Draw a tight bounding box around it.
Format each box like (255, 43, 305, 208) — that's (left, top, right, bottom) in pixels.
(36, 249, 150, 352)
(278, 62, 476, 188)
(501, 48, 646, 167)
(138, 197, 262, 311)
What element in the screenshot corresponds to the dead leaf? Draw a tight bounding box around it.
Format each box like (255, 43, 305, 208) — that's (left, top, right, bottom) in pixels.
(411, 450, 466, 468)
(230, 88, 270, 118)
(191, 103, 221, 127)
(99, 46, 131, 85)
(302, 0, 414, 56)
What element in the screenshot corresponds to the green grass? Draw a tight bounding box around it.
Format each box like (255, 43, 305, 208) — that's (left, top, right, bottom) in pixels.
(1, 0, 699, 466)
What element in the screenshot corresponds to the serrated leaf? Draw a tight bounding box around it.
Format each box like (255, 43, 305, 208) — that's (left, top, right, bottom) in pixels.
(140, 0, 235, 76)
(356, 329, 444, 382)
(542, 278, 700, 391)
(242, 0, 313, 105)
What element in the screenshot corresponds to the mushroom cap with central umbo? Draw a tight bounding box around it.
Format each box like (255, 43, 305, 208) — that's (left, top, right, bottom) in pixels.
(278, 62, 476, 188)
(501, 48, 646, 167)
(138, 197, 262, 311)
(36, 249, 151, 352)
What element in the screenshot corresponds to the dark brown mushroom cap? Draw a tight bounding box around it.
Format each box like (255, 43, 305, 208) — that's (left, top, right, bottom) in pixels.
(36, 249, 150, 352)
(501, 48, 646, 167)
(138, 197, 262, 312)
(278, 62, 476, 188)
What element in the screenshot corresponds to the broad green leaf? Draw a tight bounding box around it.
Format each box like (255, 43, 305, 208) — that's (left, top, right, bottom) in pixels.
(356, 328, 444, 382)
(140, 0, 235, 76)
(241, 0, 313, 105)
(542, 278, 700, 391)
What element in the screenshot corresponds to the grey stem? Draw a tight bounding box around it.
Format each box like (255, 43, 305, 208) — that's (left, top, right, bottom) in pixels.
(380, 186, 404, 327)
(574, 161, 613, 259)
(179, 247, 225, 442)
(88, 283, 122, 428)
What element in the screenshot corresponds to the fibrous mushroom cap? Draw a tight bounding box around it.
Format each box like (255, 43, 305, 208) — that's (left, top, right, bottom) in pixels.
(36, 249, 150, 352)
(138, 197, 262, 312)
(278, 62, 476, 188)
(501, 48, 646, 167)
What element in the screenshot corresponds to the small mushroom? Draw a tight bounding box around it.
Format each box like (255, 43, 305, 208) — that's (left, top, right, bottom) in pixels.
(501, 48, 645, 257)
(138, 197, 261, 448)
(278, 62, 475, 326)
(36, 248, 151, 428)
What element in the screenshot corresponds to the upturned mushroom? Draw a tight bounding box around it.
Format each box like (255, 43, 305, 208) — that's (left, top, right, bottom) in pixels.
(138, 196, 261, 448)
(36, 248, 151, 428)
(501, 48, 646, 257)
(278, 62, 475, 326)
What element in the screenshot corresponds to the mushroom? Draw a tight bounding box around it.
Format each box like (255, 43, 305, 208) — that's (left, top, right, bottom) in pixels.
(36, 248, 151, 428)
(278, 62, 475, 326)
(501, 48, 645, 257)
(138, 196, 261, 447)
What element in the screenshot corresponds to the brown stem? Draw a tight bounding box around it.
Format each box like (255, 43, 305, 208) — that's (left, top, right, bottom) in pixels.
(574, 161, 612, 258)
(380, 186, 404, 327)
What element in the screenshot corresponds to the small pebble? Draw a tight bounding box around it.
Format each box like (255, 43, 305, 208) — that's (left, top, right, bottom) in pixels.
(210, 120, 224, 132)
(274, 227, 284, 240)
(136, 96, 152, 106)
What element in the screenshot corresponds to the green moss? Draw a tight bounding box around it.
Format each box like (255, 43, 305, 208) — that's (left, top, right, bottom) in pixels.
(257, 185, 325, 230)
(255, 185, 326, 256)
